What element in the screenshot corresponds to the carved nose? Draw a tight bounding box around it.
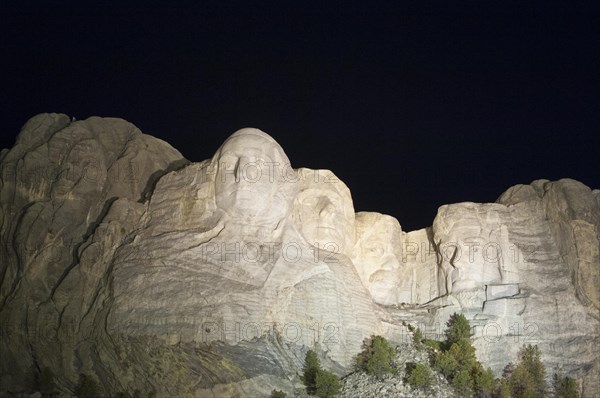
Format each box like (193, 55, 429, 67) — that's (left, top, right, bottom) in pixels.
(237, 156, 262, 182)
(319, 199, 335, 218)
(234, 157, 245, 180)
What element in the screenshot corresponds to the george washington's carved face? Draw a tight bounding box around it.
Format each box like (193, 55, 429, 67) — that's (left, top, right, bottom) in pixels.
(213, 128, 296, 222)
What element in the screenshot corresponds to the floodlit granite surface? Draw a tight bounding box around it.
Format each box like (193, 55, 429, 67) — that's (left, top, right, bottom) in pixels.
(0, 114, 598, 396)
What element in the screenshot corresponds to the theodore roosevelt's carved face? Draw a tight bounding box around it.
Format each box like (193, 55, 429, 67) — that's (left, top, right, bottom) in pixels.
(352, 213, 403, 305)
(214, 129, 294, 221)
(358, 222, 401, 272)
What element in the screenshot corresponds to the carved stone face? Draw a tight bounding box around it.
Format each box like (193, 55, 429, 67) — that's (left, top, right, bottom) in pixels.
(359, 227, 401, 272)
(361, 227, 401, 305)
(433, 204, 508, 294)
(353, 212, 403, 304)
(213, 129, 295, 221)
(294, 169, 355, 254)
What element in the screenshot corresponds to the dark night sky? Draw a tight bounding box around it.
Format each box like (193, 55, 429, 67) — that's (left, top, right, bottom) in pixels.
(1, 2, 598, 231)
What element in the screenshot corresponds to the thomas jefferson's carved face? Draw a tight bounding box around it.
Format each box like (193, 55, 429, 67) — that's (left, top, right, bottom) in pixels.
(294, 170, 355, 254)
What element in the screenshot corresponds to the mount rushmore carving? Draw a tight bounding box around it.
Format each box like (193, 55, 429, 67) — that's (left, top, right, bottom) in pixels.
(0, 114, 598, 396)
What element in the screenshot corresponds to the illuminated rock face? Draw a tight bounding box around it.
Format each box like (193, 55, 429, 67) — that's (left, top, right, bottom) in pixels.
(107, 128, 382, 374)
(353, 212, 403, 305)
(398, 181, 599, 395)
(293, 168, 356, 255)
(0, 115, 383, 396)
(213, 128, 297, 225)
(0, 114, 598, 397)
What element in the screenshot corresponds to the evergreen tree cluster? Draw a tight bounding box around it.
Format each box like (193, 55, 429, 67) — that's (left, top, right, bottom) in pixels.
(355, 335, 397, 377)
(302, 350, 341, 397)
(431, 313, 495, 396)
(406, 363, 434, 388)
(302, 316, 581, 397)
(425, 312, 581, 398)
(270, 389, 287, 398)
(553, 372, 581, 398)
(501, 345, 547, 398)
(498, 345, 580, 398)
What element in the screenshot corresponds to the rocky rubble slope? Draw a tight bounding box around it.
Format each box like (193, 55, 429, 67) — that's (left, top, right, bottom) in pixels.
(338, 342, 456, 398)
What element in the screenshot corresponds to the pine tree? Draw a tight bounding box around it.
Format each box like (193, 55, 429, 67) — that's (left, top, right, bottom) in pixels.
(519, 344, 547, 397)
(447, 338, 477, 368)
(413, 327, 423, 350)
(434, 349, 458, 378)
(365, 336, 395, 376)
(473, 364, 496, 397)
(444, 313, 471, 346)
(270, 389, 287, 398)
(435, 312, 496, 396)
(510, 362, 536, 398)
(554, 373, 580, 398)
(451, 367, 474, 395)
(354, 336, 374, 371)
(522, 346, 544, 382)
(507, 345, 547, 398)
(407, 363, 434, 388)
(494, 378, 512, 398)
(315, 369, 341, 397)
(302, 350, 321, 394)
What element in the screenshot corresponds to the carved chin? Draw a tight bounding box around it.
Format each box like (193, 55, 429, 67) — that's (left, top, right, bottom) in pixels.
(302, 226, 345, 250)
(218, 190, 271, 216)
(232, 200, 264, 216)
(317, 228, 343, 245)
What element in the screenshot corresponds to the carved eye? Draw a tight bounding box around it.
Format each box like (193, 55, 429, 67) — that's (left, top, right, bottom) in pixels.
(219, 155, 239, 172)
(365, 244, 384, 257)
(330, 198, 342, 209)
